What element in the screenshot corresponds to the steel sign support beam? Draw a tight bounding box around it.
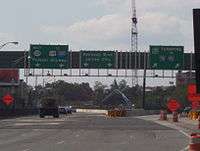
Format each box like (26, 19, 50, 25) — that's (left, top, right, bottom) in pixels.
(193, 9, 200, 93)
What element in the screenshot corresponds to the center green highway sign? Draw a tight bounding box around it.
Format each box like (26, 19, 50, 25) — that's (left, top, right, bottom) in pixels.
(81, 51, 116, 69)
(30, 44, 69, 69)
(150, 46, 184, 70)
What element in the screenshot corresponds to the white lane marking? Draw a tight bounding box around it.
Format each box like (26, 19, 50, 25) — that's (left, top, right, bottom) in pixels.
(18, 119, 66, 122)
(56, 141, 65, 145)
(180, 146, 189, 151)
(137, 116, 190, 137)
(22, 149, 30, 151)
(14, 123, 60, 126)
(178, 130, 190, 138)
(137, 116, 190, 151)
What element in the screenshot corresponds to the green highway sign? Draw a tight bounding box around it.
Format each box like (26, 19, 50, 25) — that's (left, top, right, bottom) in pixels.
(150, 46, 184, 70)
(81, 51, 116, 69)
(30, 44, 69, 69)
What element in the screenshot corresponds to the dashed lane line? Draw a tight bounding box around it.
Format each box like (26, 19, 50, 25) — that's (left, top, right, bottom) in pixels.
(14, 122, 60, 126)
(56, 141, 65, 145)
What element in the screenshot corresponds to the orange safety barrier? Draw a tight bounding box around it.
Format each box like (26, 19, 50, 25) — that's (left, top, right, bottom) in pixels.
(189, 133, 200, 151)
(107, 109, 127, 117)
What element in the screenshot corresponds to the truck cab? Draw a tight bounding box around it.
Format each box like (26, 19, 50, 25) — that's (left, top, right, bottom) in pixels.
(39, 97, 59, 118)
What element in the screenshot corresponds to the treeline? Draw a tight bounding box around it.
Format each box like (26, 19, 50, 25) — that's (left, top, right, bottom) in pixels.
(2, 79, 189, 110)
(32, 79, 142, 108)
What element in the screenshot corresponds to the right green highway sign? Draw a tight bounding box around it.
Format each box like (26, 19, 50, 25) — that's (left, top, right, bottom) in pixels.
(150, 46, 184, 70)
(81, 51, 116, 69)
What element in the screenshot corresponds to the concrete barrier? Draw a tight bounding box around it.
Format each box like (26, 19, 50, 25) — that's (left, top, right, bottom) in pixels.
(76, 109, 108, 114)
(76, 109, 160, 116)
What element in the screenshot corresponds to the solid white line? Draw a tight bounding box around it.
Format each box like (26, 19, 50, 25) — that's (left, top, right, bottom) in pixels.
(56, 141, 65, 145)
(180, 146, 189, 151)
(137, 116, 191, 151)
(178, 130, 190, 138)
(22, 149, 30, 151)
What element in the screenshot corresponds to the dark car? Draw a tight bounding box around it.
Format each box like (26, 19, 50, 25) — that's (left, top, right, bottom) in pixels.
(59, 107, 68, 115)
(65, 106, 72, 114)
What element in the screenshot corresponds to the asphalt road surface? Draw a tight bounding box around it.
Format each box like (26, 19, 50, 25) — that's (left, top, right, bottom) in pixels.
(0, 113, 188, 151)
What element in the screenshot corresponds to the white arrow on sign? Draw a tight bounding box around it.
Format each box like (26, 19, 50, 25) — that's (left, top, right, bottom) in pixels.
(59, 64, 65, 68)
(152, 63, 157, 68)
(175, 64, 180, 69)
(84, 63, 89, 67)
(107, 63, 112, 67)
(35, 63, 40, 67)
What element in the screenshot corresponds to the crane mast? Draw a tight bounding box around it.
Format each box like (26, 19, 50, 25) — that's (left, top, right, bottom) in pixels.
(131, 0, 138, 86)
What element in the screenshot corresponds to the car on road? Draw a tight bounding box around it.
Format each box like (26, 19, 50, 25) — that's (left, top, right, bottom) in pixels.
(59, 106, 72, 114)
(66, 106, 73, 114)
(182, 106, 192, 114)
(58, 107, 68, 115)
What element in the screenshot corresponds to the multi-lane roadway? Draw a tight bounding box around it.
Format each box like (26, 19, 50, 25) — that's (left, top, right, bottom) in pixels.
(0, 113, 188, 151)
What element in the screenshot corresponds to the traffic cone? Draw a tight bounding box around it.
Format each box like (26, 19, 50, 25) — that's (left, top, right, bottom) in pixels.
(198, 116, 200, 129)
(189, 133, 200, 151)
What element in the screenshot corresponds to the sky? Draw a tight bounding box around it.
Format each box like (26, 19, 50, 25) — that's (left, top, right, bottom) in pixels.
(0, 0, 199, 87)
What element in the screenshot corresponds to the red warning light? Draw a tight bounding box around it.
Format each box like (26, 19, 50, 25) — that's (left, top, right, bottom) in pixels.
(2, 94, 14, 106)
(187, 84, 200, 102)
(188, 84, 197, 95)
(191, 101, 200, 110)
(167, 99, 181, 112)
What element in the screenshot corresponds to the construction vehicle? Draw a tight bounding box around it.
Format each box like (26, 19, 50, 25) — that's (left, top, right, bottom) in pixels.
(39, 97, 59, 118)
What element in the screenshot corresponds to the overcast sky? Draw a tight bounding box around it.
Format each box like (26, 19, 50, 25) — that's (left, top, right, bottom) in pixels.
(1, 0, 199, 52)
(0, 0, 199, 87)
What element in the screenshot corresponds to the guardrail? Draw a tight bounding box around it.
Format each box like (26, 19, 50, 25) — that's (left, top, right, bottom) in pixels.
(76, 109, 108, 114)
(0, 109, 39, 119)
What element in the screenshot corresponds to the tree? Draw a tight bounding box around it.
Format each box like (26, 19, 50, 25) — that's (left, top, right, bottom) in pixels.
(94, 81, 107, 105)
(118, 79, 128, 91)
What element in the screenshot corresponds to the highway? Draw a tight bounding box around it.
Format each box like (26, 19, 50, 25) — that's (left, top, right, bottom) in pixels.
(0, 113, 188, 151)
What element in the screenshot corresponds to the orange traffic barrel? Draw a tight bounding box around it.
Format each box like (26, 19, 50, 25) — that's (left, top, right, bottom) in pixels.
(160, 110, 164, 120)
(172, 112, 178, 122)
(189, 133, 200, 151)
(198, 116, 200, 129)
(160, 110, 167, 120)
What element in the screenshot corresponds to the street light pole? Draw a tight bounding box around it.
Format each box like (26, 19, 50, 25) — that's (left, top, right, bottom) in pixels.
(0, 41, 18, 50)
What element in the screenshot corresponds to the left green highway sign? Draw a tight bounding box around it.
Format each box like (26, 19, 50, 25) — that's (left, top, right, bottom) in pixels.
(30, 44, 69, 69)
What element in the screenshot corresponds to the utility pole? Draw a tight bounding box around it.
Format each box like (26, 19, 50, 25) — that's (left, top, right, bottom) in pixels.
(142, 51, 147, 109)
(131, 0, 139, 86)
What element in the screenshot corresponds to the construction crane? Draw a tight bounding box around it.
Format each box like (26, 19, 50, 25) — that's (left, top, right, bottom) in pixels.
(131, 0, 138, 86)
